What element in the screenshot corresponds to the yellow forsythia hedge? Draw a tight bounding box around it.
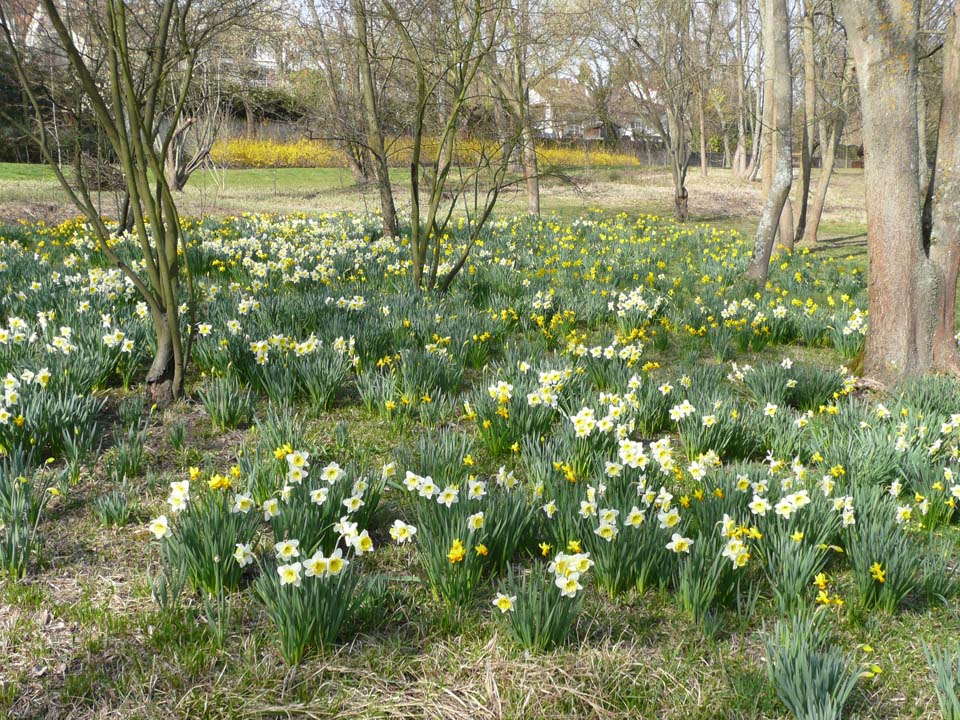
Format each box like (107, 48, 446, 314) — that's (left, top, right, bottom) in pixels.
(210, 138, 347, 169)
(211, 137, 640, 169)
(536, 145, 640, 167)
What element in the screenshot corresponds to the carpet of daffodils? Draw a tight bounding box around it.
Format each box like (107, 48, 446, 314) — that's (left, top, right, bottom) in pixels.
(2, 210, 960, 716)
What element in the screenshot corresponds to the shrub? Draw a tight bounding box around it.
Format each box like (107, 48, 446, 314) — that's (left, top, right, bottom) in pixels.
(210, 138, 346, 169)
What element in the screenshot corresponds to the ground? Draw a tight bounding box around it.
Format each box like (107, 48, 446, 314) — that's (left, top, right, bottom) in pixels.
(0, 162, 867, 242)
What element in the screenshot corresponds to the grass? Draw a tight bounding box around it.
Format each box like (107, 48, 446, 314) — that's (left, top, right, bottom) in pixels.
(0, 161, 867, 244)
(0, 169, 928, 720)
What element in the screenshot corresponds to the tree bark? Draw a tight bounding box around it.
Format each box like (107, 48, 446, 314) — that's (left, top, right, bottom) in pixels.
(779, 198, 795, 252)
(309, 1, 371, 183)
(803, 60, 854, 245)
(841, 0, 938, 378)
(802, 125, 839, 245)
(928, 2, 960, 370)
(732, 0, 750, 180)
(146, 315, 178, 408)
(354, 0, 398, 239)
(745, 0, 791, 281)
(667, 107, 689, 221)
(794, 0, 816, 244)
(698, 88, 708, 176)
(521, 114, 540, 215)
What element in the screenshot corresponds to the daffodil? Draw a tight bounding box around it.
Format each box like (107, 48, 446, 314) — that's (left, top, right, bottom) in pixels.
(493, 593, 515, 613)
(148, 515, 171, 540)
(277, 562, 302, 588)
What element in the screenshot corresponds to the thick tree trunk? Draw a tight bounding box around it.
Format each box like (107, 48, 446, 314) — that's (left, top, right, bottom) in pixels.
(145, 315, 180, 408)
(918, 74, 930, 197)
(760, 90, 773, 196)
(746, 0, 791, 281)
(842, 0, 938, 378)
(929, 3, 960, 370)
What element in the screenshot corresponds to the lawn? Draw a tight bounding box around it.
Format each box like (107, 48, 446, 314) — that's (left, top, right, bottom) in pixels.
(0, 161, 867, 245)
(0, 209, 957, 719)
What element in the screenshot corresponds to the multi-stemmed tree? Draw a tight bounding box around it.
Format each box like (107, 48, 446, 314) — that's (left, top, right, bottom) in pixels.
(0, 0, 256, 404)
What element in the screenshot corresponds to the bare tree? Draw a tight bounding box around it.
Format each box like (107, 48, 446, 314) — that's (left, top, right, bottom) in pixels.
(354, 0, 399, 238)
(611, 0, 695, 221)
(692, 0, 721, 177)
(0, 0, 255, 404)
(730, 0, 762, 181)
(481, 0, 576, 215)
(800, 3, 854, 245)
(163, 59, 225, 192)
(838, 0, 960, 378)
(382, 0, 513, 290)
(304, 0, 373, 182)
(792, 0, 816, 244)
(745, 0, 791, 281)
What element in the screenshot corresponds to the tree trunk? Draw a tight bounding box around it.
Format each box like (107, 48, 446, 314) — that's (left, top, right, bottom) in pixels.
(803, 61, 853, 245)
(746, 0, 791, 281)
(698, 89, 708, 176)
(733, 0, 749, 180)
(521, 115, 540, 215)
(145, 315, 180, 408)
(242, 97, 255, 138)
(841, 0, 936, 378)
(918, 72, 930, 198)
(794, 129, 812, 244)
(354, 0, 398, 239)
(759, 0, 774, 197)
(743, 61, 764, 182)
(928, 3, 960, 370)
(779, 198, 794, 252)
(802, 125, 839, 245)
(667, 108, 689, 221)
(794, 0, 816, 245)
